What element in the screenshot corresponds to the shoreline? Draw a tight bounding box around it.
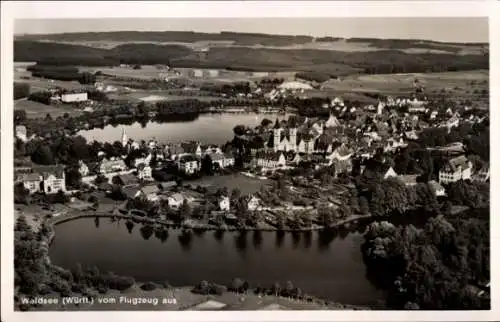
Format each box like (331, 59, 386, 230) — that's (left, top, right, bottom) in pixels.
(47, 210, 374, 233)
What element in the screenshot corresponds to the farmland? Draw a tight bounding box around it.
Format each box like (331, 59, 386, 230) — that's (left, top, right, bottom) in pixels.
(14, 98, 83, 119)
(321, 69, 489, 98)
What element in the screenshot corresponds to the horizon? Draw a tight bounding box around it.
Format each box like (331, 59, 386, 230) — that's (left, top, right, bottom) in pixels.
(14, 17, 489, 43)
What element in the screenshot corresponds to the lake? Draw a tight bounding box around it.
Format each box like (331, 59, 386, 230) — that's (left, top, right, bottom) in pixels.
(49, 218, 386, 308)
(78, 113, 290, 145)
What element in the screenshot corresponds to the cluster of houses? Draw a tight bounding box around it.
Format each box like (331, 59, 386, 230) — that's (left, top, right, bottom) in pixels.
(14, 92, 489, 211)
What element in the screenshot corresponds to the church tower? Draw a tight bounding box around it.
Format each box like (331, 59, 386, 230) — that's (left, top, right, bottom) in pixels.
(121, 128, 128, 147)
(273, 118, 281, 151)
(289, 127, 297, 151)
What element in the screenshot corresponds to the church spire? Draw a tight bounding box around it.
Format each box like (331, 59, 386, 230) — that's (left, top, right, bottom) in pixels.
(273, 118, 281, 129)
(121, 127, 128, 147)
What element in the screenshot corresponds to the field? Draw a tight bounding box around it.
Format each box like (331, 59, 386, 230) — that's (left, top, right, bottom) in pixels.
(321, 70, 489, 97)
(14, 68, 89, 93)
(14, 99, 83, 119)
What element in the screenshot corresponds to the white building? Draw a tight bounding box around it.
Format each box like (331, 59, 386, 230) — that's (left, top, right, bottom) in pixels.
(246, 196, 261, 211)
(178, 155, 200, 174)
(15, 125, 28, 142)
(211, 153, 235, 169)
(78, 160, 89, 177)
(61, 92, 88, 103)
(17, 165, 66, 195)
(168, 193, 185, 209)
(428, 180, 446, 197)
(137, 164, 153, 181)
(256, 152, 286, 169)
(99, 158, 127, 174)
(438, 155, 473, 184)
(219, 196, 230, 211)
(278, 81, 313, 91)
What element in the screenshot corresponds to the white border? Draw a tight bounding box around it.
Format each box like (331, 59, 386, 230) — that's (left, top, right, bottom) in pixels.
(1, 1, 499, 322)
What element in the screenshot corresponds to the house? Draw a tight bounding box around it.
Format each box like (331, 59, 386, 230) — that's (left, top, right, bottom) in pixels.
(287, 152, 302, 165)
(168, 144, 185, 160)
(15, 125, 28, 142)
(177, 155, 200, 174)
(17, 165, 66, 194)
(438, 155, 473, 184)
(384, 137, 407, 152)
(181, 141, 203, 157)
(428, 180, 446, 197)
(219, 196, 230, 211)
(61, 92, 88, 103)
(137, 164, 153, 181)
(116, 173, 139, 186)
(473, 165, 490, 183)
(256, 152, 286, 169)
(158, 181, 177, 191)
(167, 193, 185, 209)
(246, 195, 261, 211)
(210, 153, 235, 169)
(99, 158, 127, 174)
(78, 160, 89, 177)
(136, 185, 161, 202)
(383, 166, 398, 179)
(18, 173, 42, 194)
(398, 174, 419, 186)
(325, 114, 341, 128)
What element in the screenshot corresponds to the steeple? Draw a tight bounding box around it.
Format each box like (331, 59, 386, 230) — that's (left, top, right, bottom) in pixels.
(121, 128, 128, 147)
(273, 118, 281, 129)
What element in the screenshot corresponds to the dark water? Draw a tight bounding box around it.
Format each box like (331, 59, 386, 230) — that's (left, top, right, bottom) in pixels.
(49, 218, 386, 307)
(78, 113, 290, 145)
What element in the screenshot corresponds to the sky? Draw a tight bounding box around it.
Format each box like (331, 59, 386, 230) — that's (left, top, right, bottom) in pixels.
(14, 17, 488, 43)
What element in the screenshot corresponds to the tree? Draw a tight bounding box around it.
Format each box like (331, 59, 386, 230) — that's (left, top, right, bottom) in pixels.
(31, 144, 55, 165)
(65, 167, 82, 189)
(233, 124, 246, 136)
(14, 83, 31, 100)
(200, 154, 213, 175)
(179, 199, 192, 218)
(260, 118, 272, 127)
(231, 278, 244, 293)
(14, 183, 30, 205)
(14, 110, 27, 125)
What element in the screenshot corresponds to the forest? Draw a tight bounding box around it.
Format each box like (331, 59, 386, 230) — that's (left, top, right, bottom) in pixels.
(14, 40, 489, 75)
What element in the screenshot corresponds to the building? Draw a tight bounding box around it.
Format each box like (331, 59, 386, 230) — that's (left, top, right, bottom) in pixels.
(78, 160, 89, 177)
(178, 155, 200, 174)
(137, 164, 153, 181)
(99, 158, 127, 174)
(439, 155, 473, 184)
(18, 173, 43, 194)
(398, 174, 419, 186)
(383, 166, 398, 179)
(181, 141, 203, 156)
(61, 92, 88, 103)
(472, 165, 490, 183)
(17, 165, 66, 194)
(15, 125, 28, 142)
(428, 180, 446, 197)
(210, 153, 235, 169)
(246, 195, 261, 211)
(121, 128, 128, 147)
(168, 193, 185, 209)
(219, 196, 230, 211)
(136, 185, 160, 202)
(278, 81, 313, 91)
(256, 152, 286, 169)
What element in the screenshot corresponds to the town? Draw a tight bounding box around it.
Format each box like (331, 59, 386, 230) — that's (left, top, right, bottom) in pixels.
(11, 24, 490, 312)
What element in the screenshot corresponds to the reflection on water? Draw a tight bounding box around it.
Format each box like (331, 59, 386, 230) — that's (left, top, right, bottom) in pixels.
(49, 217, 387, 306)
